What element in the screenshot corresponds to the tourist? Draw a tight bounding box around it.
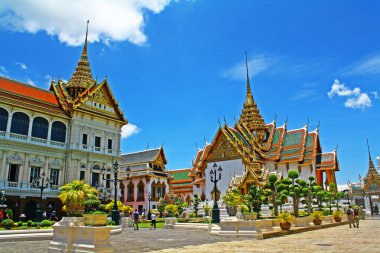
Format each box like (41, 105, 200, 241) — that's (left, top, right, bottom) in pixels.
(0, 209, 3, 221)
(151, 212, 156, 230)
(374, 205, 379, 215)
(353, 207, 359, 228)
(43, 211, 47, 219)
(346, 205, 354, 228)
(133, 209, 139, 230)
(4, 208, 9, 219)
(50, 211, 58, 221)
(142, 210, 145, 220)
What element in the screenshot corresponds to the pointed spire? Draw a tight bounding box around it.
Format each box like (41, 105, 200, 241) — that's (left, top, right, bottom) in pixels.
(67, 20, 94, 93)
(239, 52, 267, 139)
(82, 20, 89, 59)
(366, 139, 378, 177)
(244, 51, 254, 105)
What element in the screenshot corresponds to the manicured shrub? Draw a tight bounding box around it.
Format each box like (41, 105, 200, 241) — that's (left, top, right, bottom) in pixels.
(40, 220, 52, 227)
(17, 221, 23, 226)
(31, 222, 37, 227)
(22, 222, 27, 227)
(27, 220, 33, 226)
(106, 220, 115, 226)
(1, 219, 14, 229)
(188, 212, 196, 218)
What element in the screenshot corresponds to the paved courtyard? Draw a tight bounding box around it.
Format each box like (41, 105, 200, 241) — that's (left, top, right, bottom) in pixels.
(0, 218, 379, 253)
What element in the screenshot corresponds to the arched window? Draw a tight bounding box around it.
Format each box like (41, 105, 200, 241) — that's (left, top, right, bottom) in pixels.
(51, 121, 66, 143)
(0, 107, 8, 131)
(32, 117, 48, 139)
(10, 112, 29, 135)
(127, 182, 134, 202)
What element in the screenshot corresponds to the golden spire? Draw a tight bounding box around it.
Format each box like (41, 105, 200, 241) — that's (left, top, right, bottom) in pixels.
(239, 52, 267, 140)
(366, 139, 377, 176)
(67, 20, 94, 93)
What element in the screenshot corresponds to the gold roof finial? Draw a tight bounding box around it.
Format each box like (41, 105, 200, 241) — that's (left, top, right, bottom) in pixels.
(67, 19, 94, 90)
(239, 52, 267, 136)
(366, 139, 378, 177)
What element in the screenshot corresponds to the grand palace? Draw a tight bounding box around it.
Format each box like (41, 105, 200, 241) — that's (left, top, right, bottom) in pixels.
(0, 25, 341, 219)
(0, 25, 127, 219)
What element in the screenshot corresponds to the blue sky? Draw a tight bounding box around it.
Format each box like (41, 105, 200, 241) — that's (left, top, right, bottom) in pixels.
(0, 0, 379, 186)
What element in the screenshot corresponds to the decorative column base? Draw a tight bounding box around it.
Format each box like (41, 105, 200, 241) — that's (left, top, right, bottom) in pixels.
(212, 208, 220, 223)
(48, 217, 114, 253)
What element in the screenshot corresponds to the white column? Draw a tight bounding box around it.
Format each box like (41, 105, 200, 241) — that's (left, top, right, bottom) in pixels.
(104, 131, 108, 154)
(47, 121, 52, 142)
(27, 117, 33, 141)
(5, 112, 12, 137)
(0, 151, 7, 180)
(21, 154, 29, 187)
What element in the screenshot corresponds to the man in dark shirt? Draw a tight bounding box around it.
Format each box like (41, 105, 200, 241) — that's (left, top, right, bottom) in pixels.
(133, 209, 139, 230)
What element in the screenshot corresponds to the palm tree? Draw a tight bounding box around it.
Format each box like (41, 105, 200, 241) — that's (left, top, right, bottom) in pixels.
(58, 180, 98, 216)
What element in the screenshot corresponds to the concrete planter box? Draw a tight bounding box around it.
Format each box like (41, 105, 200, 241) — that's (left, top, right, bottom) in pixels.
(83, 214, 108, 226)
(255, 219, 273, 232)
(242, 213, 257, 221)
(294, 216, 311, 227)
(164, 217, 178, 229)
(48, 217, 113, 253)
(121, 217, 133, 228)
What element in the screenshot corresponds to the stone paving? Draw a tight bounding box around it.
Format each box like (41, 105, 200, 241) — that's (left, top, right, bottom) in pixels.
(0, 218, 379, 253)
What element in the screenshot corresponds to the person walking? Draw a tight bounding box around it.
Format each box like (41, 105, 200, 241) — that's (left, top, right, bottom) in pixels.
(150, 212, 156, 230)
(50, 211, 58, 221)
(347, 205, 355, 228)
(133, 209, 139, 231)
(374, 205, 379, 215)
(0, 209, 3, 221)
(353, 206, 360, 228)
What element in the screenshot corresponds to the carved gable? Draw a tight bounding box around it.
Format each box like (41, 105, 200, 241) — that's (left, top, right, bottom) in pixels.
(208, 133, 240, 162)
(91, 87, 113, 105)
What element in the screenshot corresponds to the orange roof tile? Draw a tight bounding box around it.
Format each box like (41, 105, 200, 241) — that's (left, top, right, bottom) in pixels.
(0, 77, 59, 105)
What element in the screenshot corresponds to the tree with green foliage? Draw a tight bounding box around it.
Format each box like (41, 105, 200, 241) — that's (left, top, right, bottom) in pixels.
(158, 203, 166, 218)
(244, 185, 266, 217)
(264, 174, 281, 216)
(302, 176, 316, 215)
(165, 204, 179, 217)
(287, 170, 303, 217)
(193, 194, 201, 217)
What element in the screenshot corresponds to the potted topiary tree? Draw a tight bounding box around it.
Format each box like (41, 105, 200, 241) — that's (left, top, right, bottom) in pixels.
(332, 210, 342, 222)
(58, 180, 98, 217)
(310, 210, 324, 225)
(222, 188, 242, 216)
(82, 198, 108, 226)
(275, 211, 295, 230)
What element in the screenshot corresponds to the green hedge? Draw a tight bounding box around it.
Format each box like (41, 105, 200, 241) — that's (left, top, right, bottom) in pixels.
(1, 219, 14, 229)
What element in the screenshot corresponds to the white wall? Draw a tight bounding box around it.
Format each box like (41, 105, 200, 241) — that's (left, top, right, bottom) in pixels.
(205, 159, 244, 201)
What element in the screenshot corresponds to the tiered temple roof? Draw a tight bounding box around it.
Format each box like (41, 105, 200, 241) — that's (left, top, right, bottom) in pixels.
(363, 142, 380, 192)
(188, 56, 338, 187)
(169, 168, 193, 194)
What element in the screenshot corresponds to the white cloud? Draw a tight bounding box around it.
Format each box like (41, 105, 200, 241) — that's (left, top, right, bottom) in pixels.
(0, 66, 8, 77)
(0, 0, 176, 46)
(121, 123, 141, 139)
(16, 62, 27, 70)
(327, 79, 375, 109)
(26, 77, 35, 86)
(371, 91, 379, 99)
(344, 93, 372, 109)
(347, 53, 380, 75)
(222, 54, 272, 81)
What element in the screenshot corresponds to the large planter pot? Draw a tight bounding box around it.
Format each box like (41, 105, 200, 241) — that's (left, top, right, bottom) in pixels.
(242, 213, 257, 221)
(226, 205, 237, 216)
(164, 217, 177, 229)
(83, 214, 108, 226)
(334, 216, 342, 222)
(280, 222, 291, 230)
(313, 218, 322, 225)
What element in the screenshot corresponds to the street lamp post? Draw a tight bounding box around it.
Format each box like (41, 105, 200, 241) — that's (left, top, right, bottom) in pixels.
(210, 163, 222, 223)
(101, 162, 130, 225)
(32, 172, 52, 222)
(147, 192, 151, 220)
(0, 190, 7, 209)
